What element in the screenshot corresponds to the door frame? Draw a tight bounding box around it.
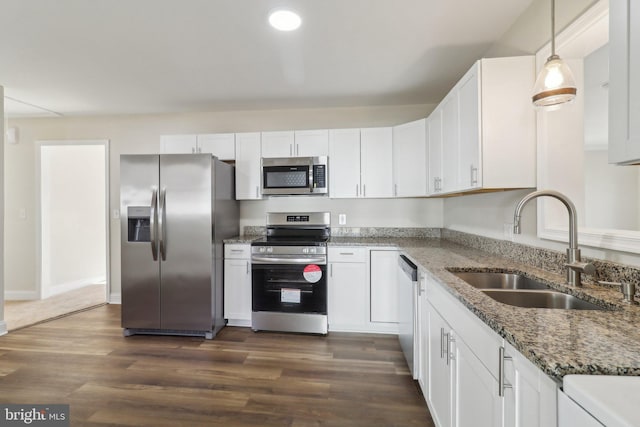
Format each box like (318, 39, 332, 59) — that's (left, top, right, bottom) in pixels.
(35, 139, 110, 301)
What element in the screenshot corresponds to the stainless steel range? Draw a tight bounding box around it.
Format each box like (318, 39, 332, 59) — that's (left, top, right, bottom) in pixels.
(251, 212, 330, 334)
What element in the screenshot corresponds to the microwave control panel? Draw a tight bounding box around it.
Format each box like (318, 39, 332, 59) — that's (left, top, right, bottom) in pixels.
(313, 165, 326, 189)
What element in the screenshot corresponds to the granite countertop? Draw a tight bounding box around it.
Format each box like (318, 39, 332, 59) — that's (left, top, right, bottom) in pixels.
(399, 240, 640, 382)
(225, 234, 640, 381)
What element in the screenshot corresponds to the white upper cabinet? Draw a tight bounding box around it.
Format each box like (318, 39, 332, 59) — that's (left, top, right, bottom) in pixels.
(160, 134, 198, 154)
(261, 131, 295, 158)
(261, 129, 329, 158)
(428, 56, 536, 195)
(235, 132, 262, 200)
(609, 0, 640, 164)
(196, 133, 235, 160)
(360, 127, 393, 198)
(329, 128, 361, 198)
(295, 129, 329, 157)
(392, 118, 428, 197)
(160, 133, 235, 160)
(457, 64, 481, 191)
(428, 107, 444, 194)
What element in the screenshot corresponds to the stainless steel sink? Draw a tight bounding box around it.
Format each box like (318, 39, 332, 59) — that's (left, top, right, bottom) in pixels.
(482, 290, 607, 310)
(451, 271, 550, 290)
(450, 270, 608, 310)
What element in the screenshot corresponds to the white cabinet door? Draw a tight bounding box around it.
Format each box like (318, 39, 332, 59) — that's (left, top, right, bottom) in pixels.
(223, 258, 252, 326)
(428, 302, 454, 427)
(370, 249, 398, 323)
(235, 132, 262, 200)
(197, 133, 235, 160)
(428, 108, 443, 195)
(455, 337, 501, 427)
(329, 128, 361, 198)
(328, 260, 367, 331)
(295, 129, 329, 157)
(441, 94, 459, 194)
(417, 271, 429, 399)
(609, 0, 640, 164)
(160, 134, 198, 154)
(361, 127, 393, 198)
(393, 118, 427, 197)
(261, 131, 295, 158)
(457, 64, 481, 191)
(503, 342, 558, 427)
(558, 392, 604, 427)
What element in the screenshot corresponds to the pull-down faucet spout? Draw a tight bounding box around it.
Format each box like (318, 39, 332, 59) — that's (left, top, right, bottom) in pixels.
(513, 190, 595, 286)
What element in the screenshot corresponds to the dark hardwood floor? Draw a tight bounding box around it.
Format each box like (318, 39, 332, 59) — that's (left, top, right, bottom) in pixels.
(0, 305, 434, 426)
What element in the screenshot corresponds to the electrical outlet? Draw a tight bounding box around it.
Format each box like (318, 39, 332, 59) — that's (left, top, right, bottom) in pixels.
(338, 214, 347, 225)
(113, 209, 120, 219)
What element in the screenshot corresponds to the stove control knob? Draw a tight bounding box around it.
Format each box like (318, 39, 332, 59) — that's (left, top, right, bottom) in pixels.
(259, 247, 266, 253)
(302, 248, 309, 254)
(267, 247, 273, 253)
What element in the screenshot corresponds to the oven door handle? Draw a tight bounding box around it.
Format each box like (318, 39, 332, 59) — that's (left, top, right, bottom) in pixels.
(251, 256, 326, 265)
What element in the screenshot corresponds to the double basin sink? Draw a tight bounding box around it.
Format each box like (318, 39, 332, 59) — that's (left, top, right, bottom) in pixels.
(451, 271, 607, 310)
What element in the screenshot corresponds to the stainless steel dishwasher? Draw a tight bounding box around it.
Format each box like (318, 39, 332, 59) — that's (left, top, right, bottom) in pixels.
(398, 254, 419, 379)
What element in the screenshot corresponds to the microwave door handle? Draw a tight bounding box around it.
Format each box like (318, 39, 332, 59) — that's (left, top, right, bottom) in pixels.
(308, 163, 314, 193)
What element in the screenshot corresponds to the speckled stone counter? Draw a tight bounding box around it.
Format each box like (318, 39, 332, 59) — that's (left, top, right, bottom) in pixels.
(225, 232, 640, 381)
(401, 241, 640, 382)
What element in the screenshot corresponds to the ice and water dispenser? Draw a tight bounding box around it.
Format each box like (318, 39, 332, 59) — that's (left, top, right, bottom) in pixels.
(127, 206, 151, 242)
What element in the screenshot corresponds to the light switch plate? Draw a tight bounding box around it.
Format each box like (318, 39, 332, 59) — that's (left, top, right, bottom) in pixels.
(338, 214, 346, 225)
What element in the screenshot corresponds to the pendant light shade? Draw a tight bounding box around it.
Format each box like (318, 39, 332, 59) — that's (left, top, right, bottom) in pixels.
(532, 0, 577, 108)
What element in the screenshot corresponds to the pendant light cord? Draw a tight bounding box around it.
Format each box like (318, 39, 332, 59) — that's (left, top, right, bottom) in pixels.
(551, 0, 556, 57)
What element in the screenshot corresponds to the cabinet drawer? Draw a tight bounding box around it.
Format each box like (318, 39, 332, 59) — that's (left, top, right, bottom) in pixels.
(428, 276, 502, 379)
(328, 247, 367, 263)
(224, 244, 251, 259)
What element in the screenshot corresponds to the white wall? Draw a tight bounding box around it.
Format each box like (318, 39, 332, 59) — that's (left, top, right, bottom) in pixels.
(5, 103, 435, 302)
(40, 144, 106, 298)
(1, 86, 6, 335)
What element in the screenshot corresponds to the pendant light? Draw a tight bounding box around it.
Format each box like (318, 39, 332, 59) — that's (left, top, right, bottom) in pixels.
(532, 0, 577, 108)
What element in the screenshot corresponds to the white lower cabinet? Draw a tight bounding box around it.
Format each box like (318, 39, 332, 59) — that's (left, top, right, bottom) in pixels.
(425, 274, 558, 427)
(223, 244, 252, 327)
(558, 391, 603, 427)
(327, 247, 368, 332)
(370, 249, 399, 324)
(503, 341, 558, 427)
(428, 301, 454, 427)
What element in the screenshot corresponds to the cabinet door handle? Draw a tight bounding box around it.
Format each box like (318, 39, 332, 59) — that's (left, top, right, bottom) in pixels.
(394, 183, 398, 196)
(356, 184, 359, 197)
(256, 186, 259, 198)
(363, 184, 366, 197)
(440, 328, 446, 359)
(296, 144, 299, 156)
(230, 249, 244, 252)
(498, 346, 513, 397)
(192, 147, 196, 154)
(330, 264, 333, 278)
(289, 144, 293, 157)
(446, 334, 455, 366)
(339, 252, 354, 255)
(470, 164, 478, 186)
(246, 261, 250, 275)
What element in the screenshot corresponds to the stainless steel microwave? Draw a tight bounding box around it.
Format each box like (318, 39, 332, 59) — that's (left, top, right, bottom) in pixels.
(261, 156, 328, 196)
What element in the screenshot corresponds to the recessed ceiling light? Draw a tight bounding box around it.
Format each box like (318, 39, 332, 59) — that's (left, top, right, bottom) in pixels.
(268, 9, 301, 31)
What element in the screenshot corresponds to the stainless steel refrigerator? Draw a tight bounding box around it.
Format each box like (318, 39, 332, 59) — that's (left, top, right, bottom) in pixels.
(120, 154, 238, 339)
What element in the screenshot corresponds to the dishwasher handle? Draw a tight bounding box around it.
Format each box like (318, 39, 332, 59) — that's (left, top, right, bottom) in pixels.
(398, 255, 418, 281)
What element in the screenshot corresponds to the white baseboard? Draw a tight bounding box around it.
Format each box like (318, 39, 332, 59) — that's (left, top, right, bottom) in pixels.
(5, 290, 39, 301)
(109, 292, 121, 304)
(42, 276, 106, 299)
(0, 320, 7, 336)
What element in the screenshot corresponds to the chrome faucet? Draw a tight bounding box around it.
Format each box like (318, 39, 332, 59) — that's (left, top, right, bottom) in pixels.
(513, 190, 595, 287)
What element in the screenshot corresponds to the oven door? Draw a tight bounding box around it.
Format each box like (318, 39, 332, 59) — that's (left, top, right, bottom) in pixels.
(252, 262, 327, 314)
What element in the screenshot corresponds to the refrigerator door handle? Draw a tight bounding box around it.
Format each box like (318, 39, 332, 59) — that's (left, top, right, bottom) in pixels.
(159, 187, 167, 261)
(150, 187, 158, 261)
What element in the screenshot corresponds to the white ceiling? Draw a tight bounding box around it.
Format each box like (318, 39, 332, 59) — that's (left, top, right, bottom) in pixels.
(0, 0, 535, 118)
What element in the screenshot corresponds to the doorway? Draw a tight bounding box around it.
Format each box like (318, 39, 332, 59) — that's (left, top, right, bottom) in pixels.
(30, 140, 109, 324)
